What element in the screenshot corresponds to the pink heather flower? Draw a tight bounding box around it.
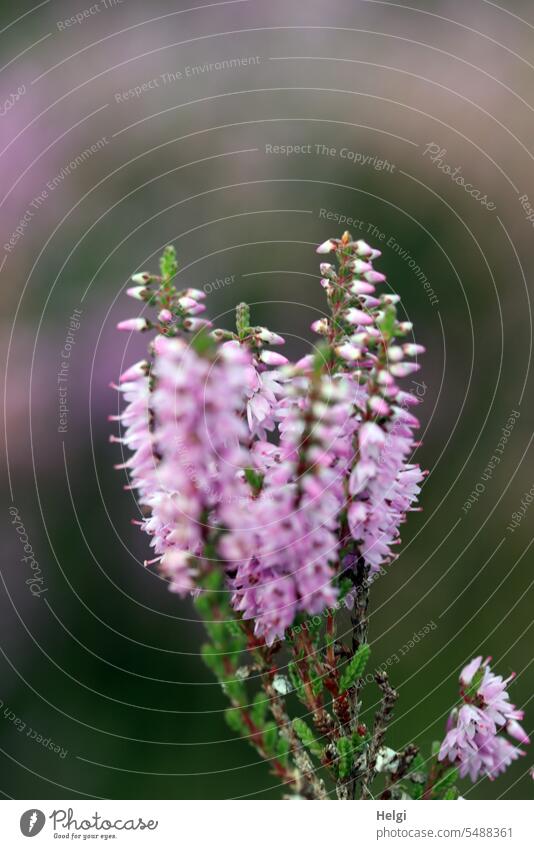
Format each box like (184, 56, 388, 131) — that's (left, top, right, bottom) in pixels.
(439, 658, 529, 781)
(348, 407, 424, 573)
(243, 357, 286, 439)
(110, 369, 155, 500)
(220, 373, 355, 643)
(113, 335, 252, 592)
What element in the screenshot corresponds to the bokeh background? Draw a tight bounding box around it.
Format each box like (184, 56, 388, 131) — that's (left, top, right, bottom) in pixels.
(1, 0, 533, 800)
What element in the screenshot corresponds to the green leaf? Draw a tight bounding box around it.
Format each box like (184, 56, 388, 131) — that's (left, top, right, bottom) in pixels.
(221, 678, 245, 703)
(251, 692, 270, 727)
(336, 736, 353, 779)
(430, 740, 442, 759)
(403, 780, 423, 800)
(244, 467, 264, 493)
(225, 707, 246, 735)
(310, 669, 324, 698)
(313, 343, 334, 375)
(339, 644, 371, 692)
(200, 643, 224, 676)
(464, 667, 485, 699)
(288, 662, 306, 701)
(276, 735, 291, 766)
(376, 304, 397, 340)
(442, 786, 459, 800)
(262, 722, 278, 754)
(292, 718, 322, 757)
(190, 329, 216, 356)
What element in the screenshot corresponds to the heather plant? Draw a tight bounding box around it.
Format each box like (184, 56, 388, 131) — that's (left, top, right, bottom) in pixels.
(111, 233, 529, 799)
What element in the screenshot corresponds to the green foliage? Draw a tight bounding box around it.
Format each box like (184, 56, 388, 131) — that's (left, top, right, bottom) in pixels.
(244, 467, 264, 493)
(262, 722, 279, 754)
(200, 643, 224, 676)
(434, 767, 459, 797)
(225, 707, 247, 735)
(442, 786, 460, 800)
(313, 342, 334, 375)
(402, 780, 423, 799)
(292, 718, 323, 757)
(430, 740, 442, 759)
(336, 736, 354, 779)
(339, 643, 371, 692)
(288, 662, 306, 702)
(377, 304, 397, 340)
(190, 329, 216, 356)
(251, 691, 270, 727)
(464, 667, 485, 700)
(221, 677, 246, 704)
(160, 245, 178, 280)
(276, 735, 291, 766)
(309, 668, 324, 698)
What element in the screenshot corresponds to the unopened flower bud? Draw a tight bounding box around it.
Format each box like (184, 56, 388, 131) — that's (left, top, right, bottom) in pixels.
(316, 239, 337, 254)
(350, 280, 375, 295)
(336, 343, 361, 361)
(359, 296, 380, 308)
(403, 343, 426, 356)
(184, 288, 206, 300)
(345, 308, 373, 326)
(126, 286, 148, 300)
(390, 362, 420, 377)
(178, 296, 198, 311)
(351, 259, 373, 274)
(158, 309, 173, 323)
(353, 239, 374, 257)
(255, 327, 285, 345)
(387, 346, 404, 362)
(130, 272, 152, 284)
(117, 318, 149, 332)
(398, 321, 413, 333)
(311, 318, 329, 335)
(259, 350, 288, 366)
(119, 360, 149, 382)
(320, 263, 335, 276)
(364, 270, 386, 284)
(369, 395, 390, 416)
(183, 318, 213, 331)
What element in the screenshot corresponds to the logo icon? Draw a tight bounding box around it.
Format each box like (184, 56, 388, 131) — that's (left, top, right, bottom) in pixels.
(20, 810, 45, 837)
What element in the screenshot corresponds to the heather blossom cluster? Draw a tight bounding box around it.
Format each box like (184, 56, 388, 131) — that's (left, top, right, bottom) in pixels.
(110, 237, 528, 799)
(439, 656, 529, 782)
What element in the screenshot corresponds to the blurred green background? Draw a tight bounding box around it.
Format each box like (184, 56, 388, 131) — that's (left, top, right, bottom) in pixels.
(1, 0, 533, 799)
